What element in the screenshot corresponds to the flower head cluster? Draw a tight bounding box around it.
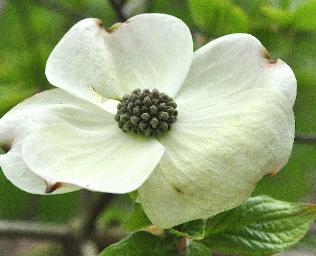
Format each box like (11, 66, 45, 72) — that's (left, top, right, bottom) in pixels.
(0, 13, 296, 228)
(115, 88, 178, 136)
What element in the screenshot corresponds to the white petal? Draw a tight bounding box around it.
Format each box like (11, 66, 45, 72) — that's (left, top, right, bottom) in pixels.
(176, 33, 296, 106)
(22, 124, 164, 193)
(0, 89, 164, 194)
(0, 89, 114, 194)
(138, 34, 297, 228)
(46, 14, 193, 103)
(139, 89, 295, 228)
(0, 147, 78, 194)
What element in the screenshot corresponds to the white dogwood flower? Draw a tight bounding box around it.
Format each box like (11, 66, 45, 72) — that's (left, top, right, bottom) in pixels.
(0, 14, 296, 228)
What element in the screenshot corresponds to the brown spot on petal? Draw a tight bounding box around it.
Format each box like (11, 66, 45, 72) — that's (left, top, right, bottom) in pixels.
(1, 143, 11, 153)
(266, 165, 282, 177)
(262, 47, 277, 64)
(90, 85, 106, 103)
(171, 183, 184, 195)
(45, 182, 63, 193)
(267, 171, 277, 177)
(106, 22, 122, 33)
(96, 19, 104, 28)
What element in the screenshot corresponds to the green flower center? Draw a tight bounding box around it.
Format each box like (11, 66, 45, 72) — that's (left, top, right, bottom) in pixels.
(115, 88, 178, 136)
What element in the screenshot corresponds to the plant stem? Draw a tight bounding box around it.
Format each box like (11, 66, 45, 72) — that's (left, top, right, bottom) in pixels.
(108, 0, 127, 21)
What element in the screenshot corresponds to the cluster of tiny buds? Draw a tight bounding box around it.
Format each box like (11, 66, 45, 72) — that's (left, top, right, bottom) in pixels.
(115, 88, 178, 136)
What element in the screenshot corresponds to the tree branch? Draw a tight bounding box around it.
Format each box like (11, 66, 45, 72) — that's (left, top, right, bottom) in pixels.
(108, 0, 127, 21)
(295, 133, 316, 144)
(0, 219, 124, 256)
(0, 220, 69, 240)
(0, 0, 6, 15)
(81, 193, 114, 239)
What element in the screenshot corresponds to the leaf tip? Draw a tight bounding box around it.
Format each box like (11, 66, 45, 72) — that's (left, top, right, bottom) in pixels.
(106, 22, 123, 33)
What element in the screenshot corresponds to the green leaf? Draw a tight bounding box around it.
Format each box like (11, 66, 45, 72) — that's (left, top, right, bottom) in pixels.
(189, 0, 249, 36)
(293, 0, 316, 31)
(202, 196, 316, 255)
(100, 195, 133, 226)
(186, 241, 211, 256)
(124, 203, 151, 232)
(170, 219, 205, 240)
(99, 231, 177, 256)
(100, 232, 158, 256)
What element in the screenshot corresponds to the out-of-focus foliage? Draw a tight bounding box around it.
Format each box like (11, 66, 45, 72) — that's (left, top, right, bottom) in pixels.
(189, 0, 249, 36)
(0, 0, 315, 254)
(20, 243, 63, 256)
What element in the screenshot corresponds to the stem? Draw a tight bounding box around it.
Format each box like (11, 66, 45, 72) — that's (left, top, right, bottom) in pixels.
(175, 237, 188, 255)
(0, 219, 124, 256)
(0, 220, 69, 240)
(108, 0, 127, 21)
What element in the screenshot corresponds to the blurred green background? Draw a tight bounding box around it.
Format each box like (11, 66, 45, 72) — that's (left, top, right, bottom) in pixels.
(0, 0, 315, 255)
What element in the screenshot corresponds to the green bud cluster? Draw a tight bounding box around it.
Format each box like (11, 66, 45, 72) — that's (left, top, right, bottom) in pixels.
(115, 88, 178, 136)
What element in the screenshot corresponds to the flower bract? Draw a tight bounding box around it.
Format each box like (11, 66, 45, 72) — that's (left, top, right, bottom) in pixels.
(0, 13, 296, 228)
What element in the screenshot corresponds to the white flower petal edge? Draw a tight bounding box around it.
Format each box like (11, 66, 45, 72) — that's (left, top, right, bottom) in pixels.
(0, 89, 94, 194)
(138, 34, 296, 228)
(0, 89, 164, 194)
(46, 13, 193, 104)
(22, 123, 164, 193)
(176, 33, 296, 106)
(0, 146, 79, 194)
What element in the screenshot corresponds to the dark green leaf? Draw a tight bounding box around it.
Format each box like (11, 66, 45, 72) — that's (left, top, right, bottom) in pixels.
(171, 219, 205, 240)
(99, 231, 178, 256)
(124, 203, 151, 232)
(186, 241, 211, 256)
(202, 196, 316, 255)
